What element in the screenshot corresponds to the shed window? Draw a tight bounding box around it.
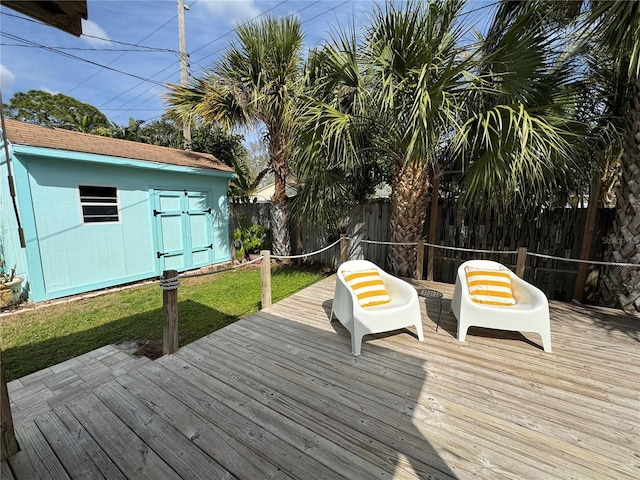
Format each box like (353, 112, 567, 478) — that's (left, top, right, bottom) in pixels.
(79, 185, 119, 223)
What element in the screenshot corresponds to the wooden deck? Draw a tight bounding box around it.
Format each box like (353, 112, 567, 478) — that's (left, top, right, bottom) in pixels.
(2, 276, 638, 479)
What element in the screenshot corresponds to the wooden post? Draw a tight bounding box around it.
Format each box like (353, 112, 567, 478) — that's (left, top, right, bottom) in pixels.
(573, 175, 601, 302)
(416, 239, 424, 280)
(261, 250, 272, 309)
(427, 166, 440, 281)
(296, 219, 304, 266)
(1, 348, 19, 461)
(162, 270, 179, 356)
(340, 234, 348, 264)
(516, 247, 527, 278)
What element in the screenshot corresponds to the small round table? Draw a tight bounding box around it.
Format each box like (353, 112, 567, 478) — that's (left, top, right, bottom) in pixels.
(416, 288, 444, 331)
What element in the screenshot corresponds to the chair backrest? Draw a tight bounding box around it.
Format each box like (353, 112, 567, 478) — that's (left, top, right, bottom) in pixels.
(337, 260, 382, 281)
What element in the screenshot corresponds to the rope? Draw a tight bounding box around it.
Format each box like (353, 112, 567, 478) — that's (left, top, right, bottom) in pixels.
(355, 239, 419, 246)
(179, 256, 264, 279)
(160, 235, 638, 288)
(271, 238, 343, 260)
(526, 252, 639, 268)
(349, 237, 638, 268)
(423, 242, 519, 255)
(159, 275, 180, 291)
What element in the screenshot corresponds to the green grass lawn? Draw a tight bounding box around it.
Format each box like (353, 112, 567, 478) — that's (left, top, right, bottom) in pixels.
(0, 266, 326, 381)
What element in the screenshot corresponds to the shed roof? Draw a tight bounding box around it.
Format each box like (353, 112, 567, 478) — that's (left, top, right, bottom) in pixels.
(2, 119, 234, 174)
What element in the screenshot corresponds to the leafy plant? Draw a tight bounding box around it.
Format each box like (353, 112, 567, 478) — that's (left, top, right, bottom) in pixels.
(233, 224, 269, 259)
(0, 264, 16, 284)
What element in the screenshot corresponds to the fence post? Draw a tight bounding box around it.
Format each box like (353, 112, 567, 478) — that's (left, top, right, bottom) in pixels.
(261, 250, 272, 309)
(416, 239, 424, 280)
(427, 166, 439, 281)
(516, 247, 527, 278)
(162, 270, 179, 355)
(573, 175, 601, 303)
(1, 348, 19, 461)
(340, 234, 348, 264)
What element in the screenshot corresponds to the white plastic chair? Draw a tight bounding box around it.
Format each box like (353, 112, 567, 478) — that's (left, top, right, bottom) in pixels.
(330, 260, 424, 356)
(451, 260, 552, 352)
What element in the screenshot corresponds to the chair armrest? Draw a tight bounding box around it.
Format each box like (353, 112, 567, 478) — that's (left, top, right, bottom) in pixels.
(380, 271, 416, 303)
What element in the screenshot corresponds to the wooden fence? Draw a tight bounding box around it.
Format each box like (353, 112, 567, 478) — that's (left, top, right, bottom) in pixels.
(229, 201, 614, 302)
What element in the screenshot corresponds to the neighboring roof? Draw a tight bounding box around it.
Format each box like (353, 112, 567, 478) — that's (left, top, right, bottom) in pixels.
(0, 1, 87, 36)
(2, 119, 234, 174)
(250, 179, 298, 203)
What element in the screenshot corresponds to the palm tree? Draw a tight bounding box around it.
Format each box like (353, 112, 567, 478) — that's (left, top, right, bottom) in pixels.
(295, 0, 581, 277)
(456, 2, 586, 206)
(582, 1, 640, 312)
(295, 0, 470, 276)
(166, 16, 304, 257)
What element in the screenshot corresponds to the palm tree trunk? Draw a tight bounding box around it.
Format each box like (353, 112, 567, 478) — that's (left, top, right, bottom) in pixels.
(270, 138, 292, 258)
(388, 159, 430, 277)
(600, 76, 640, 313)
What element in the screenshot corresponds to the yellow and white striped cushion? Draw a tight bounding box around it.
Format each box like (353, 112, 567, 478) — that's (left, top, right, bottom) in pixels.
(465, 266, 516, 306)
(342, 269, 391, 307)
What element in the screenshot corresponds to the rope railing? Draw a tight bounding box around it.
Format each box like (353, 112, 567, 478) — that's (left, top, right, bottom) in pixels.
(157, 233, 636, 356)
(349, 237, 638, 268)
(271, 238, 343, 260)
(178, 255, 264, 280)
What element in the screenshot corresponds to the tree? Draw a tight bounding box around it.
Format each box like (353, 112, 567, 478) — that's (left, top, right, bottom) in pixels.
(166, 16, 304, 257)
(295, 1, 470, 276)
(456, 2, 586, 207)
(582, 0, 640, 312)
(107, 117, 149, 142)
(3, 90, 109, 133)
(502, 0, 640, 312)
(295, 1, 584, 278)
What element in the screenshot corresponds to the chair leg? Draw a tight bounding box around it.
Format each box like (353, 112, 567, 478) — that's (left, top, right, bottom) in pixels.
(351, 333, 363, 356)
(351, 324, 363, 356)
(458, 323, 468, 342)
(415, 321, 424, 341)
(329, 305, 334, 321)
(539, 327, 552, 353)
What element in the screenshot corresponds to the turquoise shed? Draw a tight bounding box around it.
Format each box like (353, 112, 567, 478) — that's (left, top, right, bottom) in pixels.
(0, 119, 235, 302)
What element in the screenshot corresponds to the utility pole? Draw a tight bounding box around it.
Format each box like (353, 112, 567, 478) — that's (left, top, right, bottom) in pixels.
(177, 0, 191, 148)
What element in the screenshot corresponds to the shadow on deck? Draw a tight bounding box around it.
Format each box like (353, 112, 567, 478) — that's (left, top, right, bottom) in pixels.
(2, 277, 638, 479)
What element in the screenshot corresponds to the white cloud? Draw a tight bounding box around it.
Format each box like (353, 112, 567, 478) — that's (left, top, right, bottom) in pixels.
(81, 19, 112, 47)
(201, 0, 261, 25)
(0, 64, 15, 88)
(40, 87, 60, 95)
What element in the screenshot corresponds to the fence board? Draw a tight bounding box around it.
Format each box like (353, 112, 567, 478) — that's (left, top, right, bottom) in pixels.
(229, 201, 614, 302)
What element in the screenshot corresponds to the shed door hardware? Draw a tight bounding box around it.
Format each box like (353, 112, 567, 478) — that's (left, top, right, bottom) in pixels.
(203, 208, 211, 214)
(153, 209, 165, 216)
(157, 251, 166, 258)
(207, 244, 213, 249)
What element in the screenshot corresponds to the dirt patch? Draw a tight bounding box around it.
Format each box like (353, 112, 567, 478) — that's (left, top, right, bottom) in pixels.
(117, 339, 163, 360)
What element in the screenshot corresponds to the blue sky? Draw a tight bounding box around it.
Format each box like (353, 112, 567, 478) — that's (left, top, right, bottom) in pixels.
(0, 0, 496, 127)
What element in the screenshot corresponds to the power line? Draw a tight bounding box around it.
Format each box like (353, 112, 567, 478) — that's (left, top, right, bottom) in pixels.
(0, 32, 166, 86)
(107, 0, 294, 116)
(300, 0, 351, 26)
(100, 108, 165, 111)
(0, 11, 175, 52)
(66, 8, 182, 94)
(190, 0, 336, 73)
(98, 62, 179, 110)
(0, 43, 177, 53)
(190, 0, 289, 57)
(94, 1, 206, 111)
(106, 0, 347, 120)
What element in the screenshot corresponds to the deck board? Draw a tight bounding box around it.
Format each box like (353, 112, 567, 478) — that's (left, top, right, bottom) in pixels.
(3, 276, 639, 479)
